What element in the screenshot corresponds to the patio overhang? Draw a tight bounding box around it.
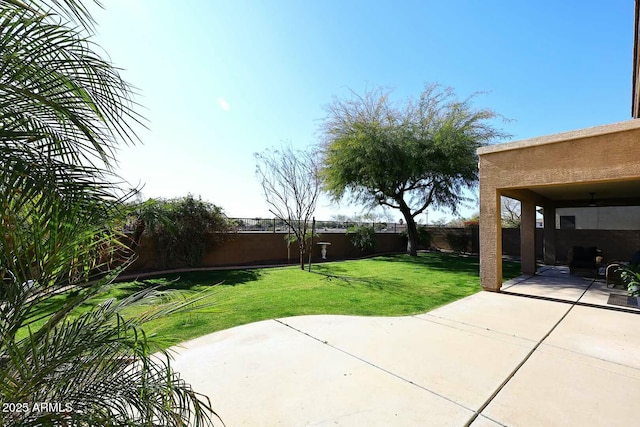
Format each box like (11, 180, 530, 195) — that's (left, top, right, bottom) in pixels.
(478, 119, 640, 291)
(633, 0, 640, 118)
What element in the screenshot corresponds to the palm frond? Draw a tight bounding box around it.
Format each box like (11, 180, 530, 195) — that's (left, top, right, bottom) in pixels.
(0, 1, 221, 425)
(0, 0, 102, 32)
(0, 6, 144, 169)
(0, 283, 221, 426)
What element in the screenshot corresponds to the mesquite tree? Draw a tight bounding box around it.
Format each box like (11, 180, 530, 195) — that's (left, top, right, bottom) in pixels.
(320, 84, 506, 256)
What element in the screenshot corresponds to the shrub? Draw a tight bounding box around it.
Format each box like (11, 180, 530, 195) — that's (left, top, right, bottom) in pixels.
(347, 224, 377, 254)
(138, 195, 233, 267)
(618, 265, 640, 296)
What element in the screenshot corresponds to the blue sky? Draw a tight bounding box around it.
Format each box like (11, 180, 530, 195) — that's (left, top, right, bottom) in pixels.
(91, 0, 633, 223)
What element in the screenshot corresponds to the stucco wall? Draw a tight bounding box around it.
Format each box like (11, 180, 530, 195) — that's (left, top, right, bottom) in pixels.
(554, 229, 640, 262)
(127, 232, 406, 273)
(479, 123, 640, 188)
(499, 228, 637, 262)
(126, 225, 639, 274)
(556, 206, 640, 230)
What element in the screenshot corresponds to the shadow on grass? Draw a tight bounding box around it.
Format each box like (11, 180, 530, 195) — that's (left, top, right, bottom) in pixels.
(374, 252, 480, 274)
(374, 252, 521, 279)
(26, 293, 68, 320)
(310, 264, 405, 291)
(22, 270, 263, 335)
(119, 269, 263, 294)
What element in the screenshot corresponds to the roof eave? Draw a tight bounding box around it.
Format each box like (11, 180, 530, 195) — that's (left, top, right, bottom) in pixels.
(633, 0, 640, 118)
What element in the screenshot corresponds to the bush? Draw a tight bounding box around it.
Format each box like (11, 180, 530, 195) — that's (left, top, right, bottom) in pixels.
(347, 224, 376, 254)
(619, 265, 640, 296)
(138, 195, 233, 267)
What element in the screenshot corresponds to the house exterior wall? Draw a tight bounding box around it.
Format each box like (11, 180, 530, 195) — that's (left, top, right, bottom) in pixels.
(479, 123, 640, 189)
(556, 206, 640, 230)
(555, 229, 640, 262)
(479, 120, 640, 291)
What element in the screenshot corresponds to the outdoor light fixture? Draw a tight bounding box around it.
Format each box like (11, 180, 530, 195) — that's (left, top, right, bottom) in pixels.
(588, 192, 597, 207)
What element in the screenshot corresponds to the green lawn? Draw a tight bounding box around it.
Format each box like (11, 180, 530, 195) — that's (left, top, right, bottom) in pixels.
(23, 253, 521, 349)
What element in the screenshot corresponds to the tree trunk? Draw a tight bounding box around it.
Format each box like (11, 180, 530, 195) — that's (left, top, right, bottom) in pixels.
(405, 217, 419, 256)
(298, 219, 305, 270)
(399, 200, 418, 256)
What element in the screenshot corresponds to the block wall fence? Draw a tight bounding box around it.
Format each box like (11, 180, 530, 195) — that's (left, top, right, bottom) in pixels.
(125, 227, 640, 273)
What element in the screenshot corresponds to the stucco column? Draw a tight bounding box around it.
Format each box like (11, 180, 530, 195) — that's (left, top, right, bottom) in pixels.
(543, 206, 556, 265)
(479, 185, 502, 291)
(520, 200, 537, 275)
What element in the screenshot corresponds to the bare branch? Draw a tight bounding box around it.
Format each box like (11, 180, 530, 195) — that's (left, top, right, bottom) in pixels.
(501, 197, 521, 228)
(255, 144, 321, 269)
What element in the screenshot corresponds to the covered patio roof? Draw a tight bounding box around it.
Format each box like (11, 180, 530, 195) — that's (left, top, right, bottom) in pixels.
(478, 119, 640, 291)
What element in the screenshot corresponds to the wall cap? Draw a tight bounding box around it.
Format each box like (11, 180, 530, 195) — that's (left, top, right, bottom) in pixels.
(478, 119, 640, 156)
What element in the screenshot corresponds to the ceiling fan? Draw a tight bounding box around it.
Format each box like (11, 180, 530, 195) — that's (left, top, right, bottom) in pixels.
(588, 192, 598, 207)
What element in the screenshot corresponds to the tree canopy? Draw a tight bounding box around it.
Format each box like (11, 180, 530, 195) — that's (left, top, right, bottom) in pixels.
(320, 84, 506, 255)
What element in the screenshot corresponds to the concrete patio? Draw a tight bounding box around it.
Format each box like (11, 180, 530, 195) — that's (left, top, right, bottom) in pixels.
(503, 265, 640, 312)
(170, 271, 640, 426)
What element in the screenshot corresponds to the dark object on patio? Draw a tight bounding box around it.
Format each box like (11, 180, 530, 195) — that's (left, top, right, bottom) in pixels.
(568, 246, 601, 276)
(606, 293, 639, 308)
(605, 250, 640, 288)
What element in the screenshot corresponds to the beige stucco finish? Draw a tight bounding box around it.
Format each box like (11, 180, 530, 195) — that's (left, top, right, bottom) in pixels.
(555, 206, 640, 229)
(479, 119, 640, 291)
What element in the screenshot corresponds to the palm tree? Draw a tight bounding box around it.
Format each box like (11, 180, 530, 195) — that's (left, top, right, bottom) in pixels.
(0, 1, 220, 425)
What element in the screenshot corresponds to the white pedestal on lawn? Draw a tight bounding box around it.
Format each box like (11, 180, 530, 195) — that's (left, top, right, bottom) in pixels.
(317, 242, 331, 260)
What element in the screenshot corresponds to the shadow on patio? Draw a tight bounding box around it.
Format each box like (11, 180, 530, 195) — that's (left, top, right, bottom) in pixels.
(500, 265, 640, 312)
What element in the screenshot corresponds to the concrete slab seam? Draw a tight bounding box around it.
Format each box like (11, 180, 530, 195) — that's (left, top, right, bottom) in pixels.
(536, 343, 640, 378)
(501, 274, 535, 290)
(411, 314, 537, 346)
(464, 278, 598, 426)
(502, 289, 640, 314)
(476, 414, 509, 427)
(273, 319, 475, 413)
